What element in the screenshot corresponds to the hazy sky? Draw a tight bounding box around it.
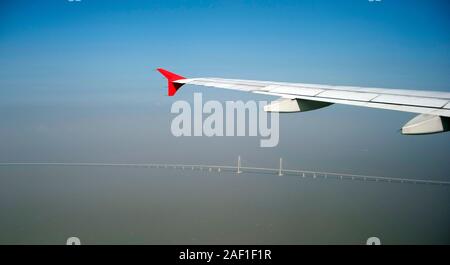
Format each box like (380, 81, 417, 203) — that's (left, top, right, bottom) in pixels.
(1, 0, 449, 175)
(0, 0, 449, 244)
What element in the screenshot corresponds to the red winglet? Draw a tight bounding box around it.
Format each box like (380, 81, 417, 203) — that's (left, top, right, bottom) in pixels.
(157, 68, 186, 96)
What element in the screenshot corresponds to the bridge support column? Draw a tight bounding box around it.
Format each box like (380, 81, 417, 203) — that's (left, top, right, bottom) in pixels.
(278, 157, 283, 176)
(237, 155, 242, 174)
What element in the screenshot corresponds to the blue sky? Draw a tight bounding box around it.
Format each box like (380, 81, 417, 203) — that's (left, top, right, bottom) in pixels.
(1, 0, 450, 105)
(1, 0, 450, 244)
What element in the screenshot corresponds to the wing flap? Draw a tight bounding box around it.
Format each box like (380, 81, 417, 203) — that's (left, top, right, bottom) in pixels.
(317, 90, 378, 101)
(269, 86, 324, 97)
(371, 94, 448, 108)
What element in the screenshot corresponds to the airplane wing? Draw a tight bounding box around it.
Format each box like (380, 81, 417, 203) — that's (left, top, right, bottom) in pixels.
(157, 68, 450, 135)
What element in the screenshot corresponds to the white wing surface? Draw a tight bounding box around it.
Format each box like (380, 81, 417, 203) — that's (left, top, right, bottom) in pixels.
(157, 68, 450, 135)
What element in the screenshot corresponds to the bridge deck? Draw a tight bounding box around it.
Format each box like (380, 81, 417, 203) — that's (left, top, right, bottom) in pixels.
(0, 162, 449, 186)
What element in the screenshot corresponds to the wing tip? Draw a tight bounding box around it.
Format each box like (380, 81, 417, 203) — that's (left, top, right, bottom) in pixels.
(156, 68, 186, 96)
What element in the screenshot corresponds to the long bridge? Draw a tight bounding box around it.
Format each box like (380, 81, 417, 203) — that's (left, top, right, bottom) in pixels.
(1, 156, 449, 187)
